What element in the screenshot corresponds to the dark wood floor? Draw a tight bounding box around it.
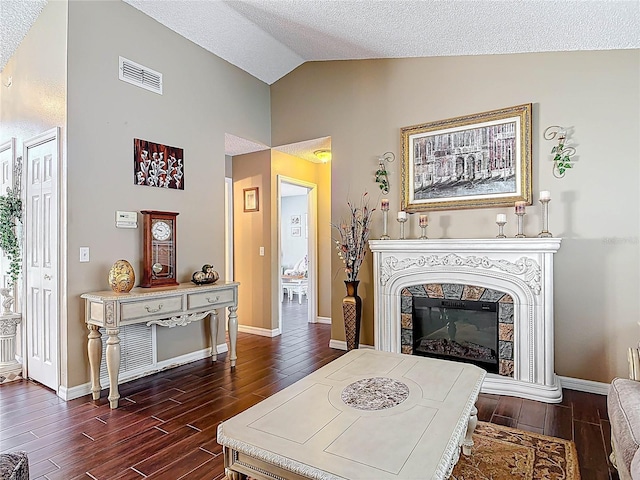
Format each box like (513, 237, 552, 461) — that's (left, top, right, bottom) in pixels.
(0, 300, 617, 479)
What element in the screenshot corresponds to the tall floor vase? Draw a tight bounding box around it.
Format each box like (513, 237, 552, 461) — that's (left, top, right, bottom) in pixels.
(343, 280, 362, 350)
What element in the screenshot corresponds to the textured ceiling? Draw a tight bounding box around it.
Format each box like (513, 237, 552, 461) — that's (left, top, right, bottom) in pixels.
(123, 0, 640, 85)
(0, 0, 47, 71)
(3, 0, 639, 159)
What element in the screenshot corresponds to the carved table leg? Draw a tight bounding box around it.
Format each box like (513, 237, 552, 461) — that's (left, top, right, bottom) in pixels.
(210, 309, 219, 361)
(228, 306, 238, 368)
(224, 468, 244, 480)
(105, 327, 121, 409)
(87, 324, 102, 400)
(462, 405, 478, 456)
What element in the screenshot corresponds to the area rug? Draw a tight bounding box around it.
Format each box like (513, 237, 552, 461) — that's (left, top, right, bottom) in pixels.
(451, 421, 581, 479)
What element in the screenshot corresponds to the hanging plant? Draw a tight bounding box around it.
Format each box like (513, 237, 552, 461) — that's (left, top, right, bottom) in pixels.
(0, 187, 22, 286)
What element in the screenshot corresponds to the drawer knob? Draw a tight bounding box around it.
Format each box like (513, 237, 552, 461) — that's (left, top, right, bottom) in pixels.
(145, 304, 163, 313)
(206, 296, 220, 304)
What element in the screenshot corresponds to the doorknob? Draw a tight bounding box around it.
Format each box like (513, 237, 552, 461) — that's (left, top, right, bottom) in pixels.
(44, 274, 52, 280)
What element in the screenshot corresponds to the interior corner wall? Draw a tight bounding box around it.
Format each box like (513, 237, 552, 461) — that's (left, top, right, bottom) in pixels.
(270, 51, 640, 383)
(233, 150, 272, 331)
(0, 0, 68, 383)
(65, 0, 271, 389)
(271, 151, 331, 321)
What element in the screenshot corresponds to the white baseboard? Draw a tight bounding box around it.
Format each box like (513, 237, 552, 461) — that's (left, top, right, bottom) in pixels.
(238, 324, 281, 337)
(328, 340, 374, 351)
(59, 345, 227, 401)
(558, 375, 609, 396)
(316, 316, 331, 325)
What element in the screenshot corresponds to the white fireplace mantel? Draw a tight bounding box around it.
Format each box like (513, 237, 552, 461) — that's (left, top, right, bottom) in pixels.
(369, 238, 562, 403)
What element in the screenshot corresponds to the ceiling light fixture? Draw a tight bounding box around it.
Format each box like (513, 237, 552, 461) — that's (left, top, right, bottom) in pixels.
(314, 149, 331, 163)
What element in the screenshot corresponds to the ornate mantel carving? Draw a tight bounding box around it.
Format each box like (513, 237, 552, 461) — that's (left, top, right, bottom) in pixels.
(380, 253, 541, 294)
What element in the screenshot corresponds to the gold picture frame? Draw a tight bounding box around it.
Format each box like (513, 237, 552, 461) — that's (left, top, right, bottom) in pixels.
(243, 187, 259, 212)
(401, 103, 532, 212)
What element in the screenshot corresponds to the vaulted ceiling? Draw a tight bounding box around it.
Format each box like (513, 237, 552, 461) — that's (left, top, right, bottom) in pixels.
(2, 1, 638, 156)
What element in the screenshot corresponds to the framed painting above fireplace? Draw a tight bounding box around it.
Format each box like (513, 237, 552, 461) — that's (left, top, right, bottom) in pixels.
(401, 103, 532, 212)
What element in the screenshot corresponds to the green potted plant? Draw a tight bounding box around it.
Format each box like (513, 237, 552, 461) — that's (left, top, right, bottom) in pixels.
(0, 186, 22, 287)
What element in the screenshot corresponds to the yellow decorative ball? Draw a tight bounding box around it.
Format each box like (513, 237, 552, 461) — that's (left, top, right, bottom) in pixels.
(109, 259, 135, 293)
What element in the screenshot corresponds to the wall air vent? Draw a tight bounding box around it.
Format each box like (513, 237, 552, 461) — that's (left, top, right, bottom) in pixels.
(119, 56, 163, 95)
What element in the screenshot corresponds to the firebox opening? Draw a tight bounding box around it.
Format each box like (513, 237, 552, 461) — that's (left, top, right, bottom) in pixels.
(412, 297, 499, 373)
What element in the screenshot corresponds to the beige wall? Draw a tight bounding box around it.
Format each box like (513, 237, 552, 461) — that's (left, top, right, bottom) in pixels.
(61, 0, 270, 388)
(271, 51, 640, 383)
(232, 150, 272, 330)
(0, 1, 67, 140)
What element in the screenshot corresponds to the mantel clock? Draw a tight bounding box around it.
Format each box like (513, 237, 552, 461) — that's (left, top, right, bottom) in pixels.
(140, 210, 179, 288)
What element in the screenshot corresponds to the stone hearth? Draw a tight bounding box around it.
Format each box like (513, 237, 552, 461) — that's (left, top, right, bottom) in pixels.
(369, 238, 562, 403)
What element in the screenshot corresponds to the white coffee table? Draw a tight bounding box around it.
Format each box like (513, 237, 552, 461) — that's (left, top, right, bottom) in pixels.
(217, 349, 486, 480)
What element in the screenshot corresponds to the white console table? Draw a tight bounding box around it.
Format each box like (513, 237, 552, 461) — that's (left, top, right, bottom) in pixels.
(81, 282, 239, 408)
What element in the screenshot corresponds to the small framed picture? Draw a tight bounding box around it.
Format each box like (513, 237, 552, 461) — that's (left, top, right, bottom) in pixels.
(291, 215, 301, 225)
(243, 187, 259, 212)
(291, 227, 301, 237)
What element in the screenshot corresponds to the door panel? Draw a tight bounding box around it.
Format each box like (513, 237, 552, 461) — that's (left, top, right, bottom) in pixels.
(24, 128, 59, 391)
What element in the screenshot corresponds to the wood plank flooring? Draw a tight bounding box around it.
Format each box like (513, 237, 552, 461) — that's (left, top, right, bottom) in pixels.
(0, 300, 617, 479)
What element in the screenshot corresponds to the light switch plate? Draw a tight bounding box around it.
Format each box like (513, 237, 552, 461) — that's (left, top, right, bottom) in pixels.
(80, 247, 90, 262)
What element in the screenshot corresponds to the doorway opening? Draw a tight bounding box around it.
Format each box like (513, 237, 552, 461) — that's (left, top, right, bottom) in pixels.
(278, 176, 317, 333)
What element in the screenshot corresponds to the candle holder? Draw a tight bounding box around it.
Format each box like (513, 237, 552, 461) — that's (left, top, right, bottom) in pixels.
(538, 198, 552, 237)
(418, 215, 428, 239)
(380, 210, 390, 240)
(515, 212, 526, 238)
(397, 216, 408, 240)
(496, 220, 507, 238)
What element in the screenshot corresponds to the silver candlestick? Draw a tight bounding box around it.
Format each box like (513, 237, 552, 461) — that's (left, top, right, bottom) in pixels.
(380, 210, 390, 240)
(397, 216, 408, 240)
(496, 220, 507, 238)
(538, 198, 552, 237)
(515, 212, 526, 238)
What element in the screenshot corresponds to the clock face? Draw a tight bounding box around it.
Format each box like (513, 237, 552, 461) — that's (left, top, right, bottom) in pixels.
(151, 220, 171, 241)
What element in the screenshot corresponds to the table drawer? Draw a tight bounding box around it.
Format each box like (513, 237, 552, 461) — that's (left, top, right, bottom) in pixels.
(188, 288, 235, 309)
(121, 295, 183, 321)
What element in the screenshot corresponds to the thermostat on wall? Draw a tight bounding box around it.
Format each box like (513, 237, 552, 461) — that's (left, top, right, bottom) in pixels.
(116, 211, 138, 228)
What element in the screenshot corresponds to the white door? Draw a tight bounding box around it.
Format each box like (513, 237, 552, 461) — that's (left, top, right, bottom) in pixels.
(24, 128, 59, 391)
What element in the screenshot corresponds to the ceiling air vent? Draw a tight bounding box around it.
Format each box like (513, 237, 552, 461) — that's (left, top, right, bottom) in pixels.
(119, 56, 163, 95)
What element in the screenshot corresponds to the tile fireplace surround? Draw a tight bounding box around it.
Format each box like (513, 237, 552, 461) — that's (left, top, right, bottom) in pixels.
(369, 238, 562, 403)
